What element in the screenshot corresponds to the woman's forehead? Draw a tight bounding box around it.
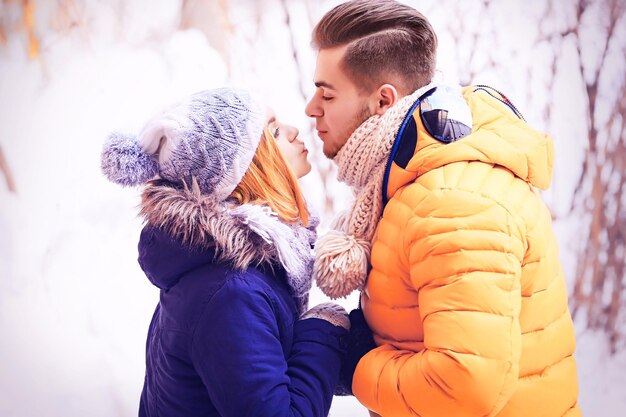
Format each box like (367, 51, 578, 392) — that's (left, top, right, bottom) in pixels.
(265, 107, 276, 124)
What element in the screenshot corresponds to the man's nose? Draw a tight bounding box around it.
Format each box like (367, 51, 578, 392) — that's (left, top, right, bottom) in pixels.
(305, 96, 322, 118)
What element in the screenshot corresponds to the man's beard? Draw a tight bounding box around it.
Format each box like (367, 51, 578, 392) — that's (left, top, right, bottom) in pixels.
(326, 104, 373, 159)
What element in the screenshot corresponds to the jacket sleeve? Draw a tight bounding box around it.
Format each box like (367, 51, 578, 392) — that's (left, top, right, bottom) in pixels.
(353, 187, 525, 417)
(191, 275, 347, 417)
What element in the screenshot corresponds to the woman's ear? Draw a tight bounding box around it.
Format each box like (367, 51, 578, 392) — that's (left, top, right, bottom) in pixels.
(372, 84, 399, 115)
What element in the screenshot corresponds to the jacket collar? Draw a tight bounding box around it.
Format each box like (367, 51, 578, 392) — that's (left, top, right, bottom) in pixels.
(383, 85, 553, 202)
(138, 179, 317, 312)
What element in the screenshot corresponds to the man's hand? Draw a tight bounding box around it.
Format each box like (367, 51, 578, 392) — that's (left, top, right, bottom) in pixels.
(335, 308, 377, 396)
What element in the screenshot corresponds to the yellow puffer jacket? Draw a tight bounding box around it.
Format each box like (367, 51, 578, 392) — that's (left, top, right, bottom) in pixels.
(353, 86, 580, 417)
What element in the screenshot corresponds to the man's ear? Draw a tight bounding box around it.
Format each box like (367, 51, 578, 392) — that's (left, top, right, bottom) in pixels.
(371, 84, 399, 116)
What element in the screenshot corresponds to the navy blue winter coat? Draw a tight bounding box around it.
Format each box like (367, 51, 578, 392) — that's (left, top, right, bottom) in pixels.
(136, 181, 347, 417)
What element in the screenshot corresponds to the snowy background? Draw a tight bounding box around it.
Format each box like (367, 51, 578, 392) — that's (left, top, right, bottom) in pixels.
(0, 0, 625, 416)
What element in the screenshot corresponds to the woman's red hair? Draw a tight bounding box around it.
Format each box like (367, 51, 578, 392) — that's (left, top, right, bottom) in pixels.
(230, 128, 309, 226)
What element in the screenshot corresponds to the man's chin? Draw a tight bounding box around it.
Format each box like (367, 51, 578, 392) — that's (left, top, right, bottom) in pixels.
(323, 146, 339, 160)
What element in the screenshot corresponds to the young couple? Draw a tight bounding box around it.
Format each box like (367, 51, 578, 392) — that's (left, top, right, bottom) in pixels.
(101, 1, 580, 416)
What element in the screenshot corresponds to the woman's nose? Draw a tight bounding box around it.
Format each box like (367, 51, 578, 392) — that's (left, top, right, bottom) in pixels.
(284, 125, 299, 142)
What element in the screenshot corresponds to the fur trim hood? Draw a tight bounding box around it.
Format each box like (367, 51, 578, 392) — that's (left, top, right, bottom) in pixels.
(138, 179, 317, 312)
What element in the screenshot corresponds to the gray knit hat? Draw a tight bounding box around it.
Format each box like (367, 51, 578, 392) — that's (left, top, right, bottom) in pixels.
(101, 88, 265, 201)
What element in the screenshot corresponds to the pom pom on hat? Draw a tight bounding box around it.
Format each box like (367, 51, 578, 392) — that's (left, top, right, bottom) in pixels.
(101, 132, 159, 186)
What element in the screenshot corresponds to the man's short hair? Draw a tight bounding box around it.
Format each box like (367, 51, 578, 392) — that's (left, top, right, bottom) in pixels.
(312, 0, 438, 95)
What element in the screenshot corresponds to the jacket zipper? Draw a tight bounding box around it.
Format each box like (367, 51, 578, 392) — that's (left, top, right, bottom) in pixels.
(474, 84, 526, 121)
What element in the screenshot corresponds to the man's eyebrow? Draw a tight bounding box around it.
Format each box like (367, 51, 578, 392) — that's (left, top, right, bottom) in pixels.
(267, 116, 276, 124)
(315, 81, 336, 90)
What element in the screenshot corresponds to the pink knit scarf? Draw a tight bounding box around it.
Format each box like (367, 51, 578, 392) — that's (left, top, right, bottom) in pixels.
(314, 83, 438, 299)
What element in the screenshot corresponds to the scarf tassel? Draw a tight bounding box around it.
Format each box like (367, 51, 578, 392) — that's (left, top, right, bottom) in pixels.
(313, 230, 371, 299)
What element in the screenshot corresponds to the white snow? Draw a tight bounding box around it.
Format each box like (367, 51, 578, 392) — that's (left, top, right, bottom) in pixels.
(0, 1, 623, 416)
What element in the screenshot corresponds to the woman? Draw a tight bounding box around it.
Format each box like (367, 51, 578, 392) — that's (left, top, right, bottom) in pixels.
(101, 88, 349, 417)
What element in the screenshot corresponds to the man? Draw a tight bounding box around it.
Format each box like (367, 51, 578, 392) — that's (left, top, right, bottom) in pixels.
(306, 1, 580, 416)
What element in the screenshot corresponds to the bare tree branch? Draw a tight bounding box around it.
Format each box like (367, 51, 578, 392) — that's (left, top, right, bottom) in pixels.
(567, 0, 626, 351)
(0, 146, 16, 193)
(279, 0, 336, 214)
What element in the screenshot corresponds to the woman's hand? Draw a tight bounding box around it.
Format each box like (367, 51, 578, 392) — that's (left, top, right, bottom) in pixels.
(301, 302, 350, 330)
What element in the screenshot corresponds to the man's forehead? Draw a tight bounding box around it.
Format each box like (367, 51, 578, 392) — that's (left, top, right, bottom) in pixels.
(318, 44, 347, 61)
(313, 45, 348, 87)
